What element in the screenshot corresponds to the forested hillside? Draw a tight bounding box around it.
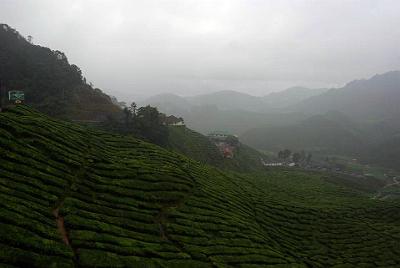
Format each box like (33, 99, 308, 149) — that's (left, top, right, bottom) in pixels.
(1, 106, 399, 267)
(0, 24, 120, 120)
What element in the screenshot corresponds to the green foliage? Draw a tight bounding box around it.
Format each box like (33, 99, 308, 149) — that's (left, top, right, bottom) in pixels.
(103, 104, 169, 146)
(0, 106, 399, 267)
(135, 106, 169, 146)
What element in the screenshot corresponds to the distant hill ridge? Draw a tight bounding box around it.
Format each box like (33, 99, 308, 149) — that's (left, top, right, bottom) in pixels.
(241, 71, 400, 169)
(142, 71, 400, 121)
(140, 87, 326, 135)
(262, 86, 328, 109)
(293, 71, 400, 124)
(142, 86, 327, 114)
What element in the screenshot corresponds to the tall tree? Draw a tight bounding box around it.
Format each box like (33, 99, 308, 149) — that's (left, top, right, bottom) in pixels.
(135, 105, 168, 145)
(129, 102, 137, 117)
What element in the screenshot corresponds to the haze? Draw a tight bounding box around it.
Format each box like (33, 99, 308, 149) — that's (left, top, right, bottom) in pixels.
(1, 0, 399, 100)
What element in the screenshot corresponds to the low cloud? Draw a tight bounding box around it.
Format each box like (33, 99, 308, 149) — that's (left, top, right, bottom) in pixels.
(1, 0, 399, 98)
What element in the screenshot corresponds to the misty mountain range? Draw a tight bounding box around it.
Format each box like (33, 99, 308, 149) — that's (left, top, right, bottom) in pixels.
(141, 71, 400, 135)
(142, 71, 400, 169)
(141, 86, 327, 115)
(294, 71, 400, 125)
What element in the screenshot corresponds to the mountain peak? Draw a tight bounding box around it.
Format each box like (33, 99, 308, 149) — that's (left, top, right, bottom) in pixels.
(344, 70, 400, 89)
(295, 70, 400, 122)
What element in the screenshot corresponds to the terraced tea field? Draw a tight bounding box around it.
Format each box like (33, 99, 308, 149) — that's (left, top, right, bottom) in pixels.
(0, 106, 399, 267)
(167, 126, 224, 167)
(168, 126, 266, 172)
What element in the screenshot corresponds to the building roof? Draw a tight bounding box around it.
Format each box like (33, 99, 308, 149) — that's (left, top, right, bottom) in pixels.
(208, 130, 230, 136)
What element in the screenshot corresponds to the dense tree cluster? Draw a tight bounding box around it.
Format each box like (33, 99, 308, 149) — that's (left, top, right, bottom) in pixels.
(105, 102, 169, 146)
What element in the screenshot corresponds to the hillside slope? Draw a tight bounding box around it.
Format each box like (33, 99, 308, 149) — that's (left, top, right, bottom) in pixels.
(167, 126, 266, 172)
(0, 24, 120, 120)
(182, 106, 305, 136)
(187, 90, 266, 112)
(294, 71, 400, 125)
(167, 126, 224, 167)
(262, 87, 327, 109)
(0, 106, 399, 267)
(241, 111, 365, 155)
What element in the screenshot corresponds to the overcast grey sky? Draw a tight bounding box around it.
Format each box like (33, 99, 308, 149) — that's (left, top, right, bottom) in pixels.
(1, 0, 399, 100)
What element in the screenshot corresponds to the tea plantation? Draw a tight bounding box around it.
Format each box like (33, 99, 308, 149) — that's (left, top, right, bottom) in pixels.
(0, 106, 399, 267)
(167, 126, 224, 167)
(167, 126, 266, 172)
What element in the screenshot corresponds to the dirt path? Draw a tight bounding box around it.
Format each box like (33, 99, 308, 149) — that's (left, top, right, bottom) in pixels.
(52, 207, 70, 245)
(383, 177, 399, 188)
(51, 138, 93, 266)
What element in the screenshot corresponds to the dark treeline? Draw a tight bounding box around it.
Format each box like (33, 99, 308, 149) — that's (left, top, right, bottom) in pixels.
(103, 102, 169, 146)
